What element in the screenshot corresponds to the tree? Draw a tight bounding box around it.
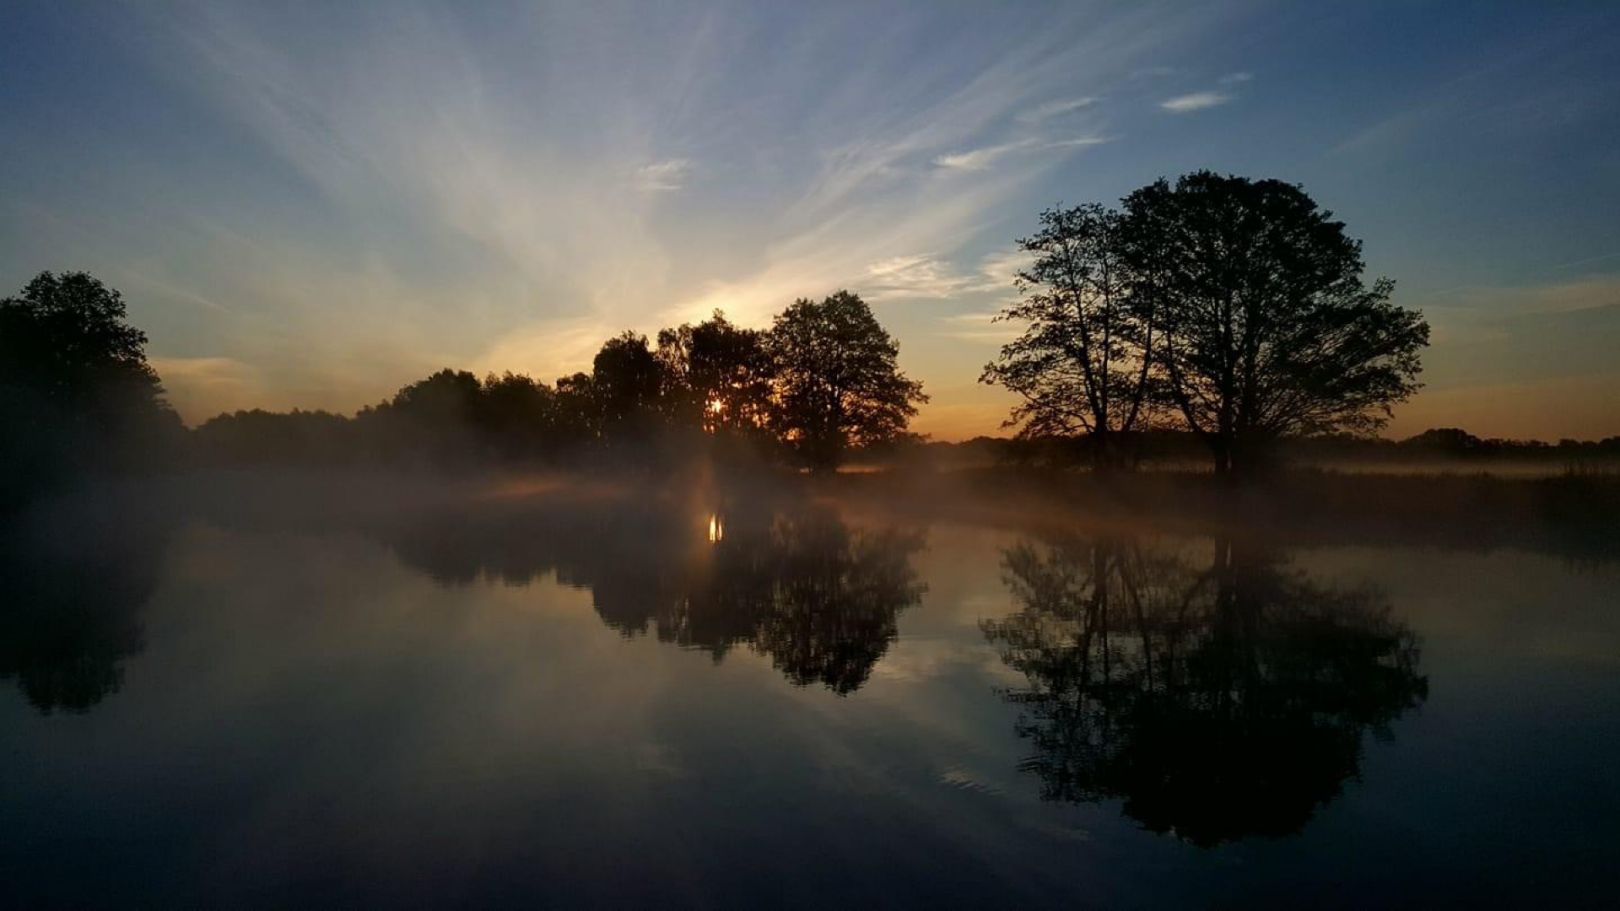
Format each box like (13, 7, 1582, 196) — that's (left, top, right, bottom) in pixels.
(656, 311, 775, 435)
(982, 204, 1156, 469)
(354, 368, 487, 465)
(766, 291, 927, 470)
(551, 371, 600, 445)
(591, 331, 665, 440)
(385, 368, 484, 422)
(194, 408, 354, 465)
(478, 372, 558, 461)
(0, 271, 179, 500)
(1121, 172, 1429, 478)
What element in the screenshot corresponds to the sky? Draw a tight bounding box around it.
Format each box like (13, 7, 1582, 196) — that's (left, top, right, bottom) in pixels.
(2, 1, 1618, 441)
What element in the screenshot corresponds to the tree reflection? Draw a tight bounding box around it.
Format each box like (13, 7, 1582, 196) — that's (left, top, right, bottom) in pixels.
(983, 534, 1428, 846)
(371, 489, 926, 695)
(0, 503, 169, 714)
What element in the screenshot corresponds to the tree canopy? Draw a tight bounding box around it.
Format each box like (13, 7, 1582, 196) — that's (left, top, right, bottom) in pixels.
(768, 291, 928, 470)
(0, 271, 178, 502)
(982, 203, 1155, 468)
(984, 172, 1431, 478)
(185, 293, 923, 473)
(657, 311, 775, 435)
(1122, 172, 1429, 476)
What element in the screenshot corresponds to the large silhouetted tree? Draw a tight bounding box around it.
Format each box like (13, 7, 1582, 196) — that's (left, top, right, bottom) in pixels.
(1120, 172, 1429, 478)
(0, 271, 179, 502)
(982, 204, 1157, 469)
(767, 291, 926, 470)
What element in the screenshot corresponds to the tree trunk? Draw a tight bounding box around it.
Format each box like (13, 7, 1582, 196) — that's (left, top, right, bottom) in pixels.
(1210, 435, 1233, 480)
(1091, 429, 1114, 474)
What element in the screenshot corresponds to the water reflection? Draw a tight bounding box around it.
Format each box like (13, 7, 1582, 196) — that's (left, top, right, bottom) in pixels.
(366, 489, 927, 694)
(983, 534, 1428, 846)
(0, 498, 170, 713)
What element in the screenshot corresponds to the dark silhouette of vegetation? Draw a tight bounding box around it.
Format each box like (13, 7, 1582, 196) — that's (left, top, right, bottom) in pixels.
(983, 533, 1428, 846)
(0, 271, 932, 487)
(865, 429, 1620, 482)
(195, 296, 923, 473)
(1124, 173, 1429, 477)
(0, 271, 181, 506)
(986, 173, 1431, 480)
(211, 483, 929, 695)
(0, 494, 173, 713)
(589, 331, 666, 444)
(656, 311, 776, 438)
(768, 291, 928, 470)
(983, 204, 1156, 469)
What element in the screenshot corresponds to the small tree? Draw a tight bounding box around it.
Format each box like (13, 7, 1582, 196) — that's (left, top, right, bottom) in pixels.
(1121, 172, 1429, 478)
(767, 291, 927, 470)
(981, 204, 1156, 469)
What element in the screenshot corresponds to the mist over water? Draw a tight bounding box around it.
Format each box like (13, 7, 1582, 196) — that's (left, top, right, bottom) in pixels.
(3, 470, 1617, 907)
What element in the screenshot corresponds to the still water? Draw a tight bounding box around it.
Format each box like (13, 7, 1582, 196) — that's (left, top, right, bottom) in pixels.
(3, 476, 1618, 908)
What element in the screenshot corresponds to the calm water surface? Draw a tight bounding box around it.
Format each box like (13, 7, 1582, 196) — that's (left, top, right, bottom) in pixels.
(3, 478, 1618, 908)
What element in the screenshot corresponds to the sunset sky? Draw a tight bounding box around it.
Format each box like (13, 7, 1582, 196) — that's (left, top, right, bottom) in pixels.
(3, 1, 1617, 441)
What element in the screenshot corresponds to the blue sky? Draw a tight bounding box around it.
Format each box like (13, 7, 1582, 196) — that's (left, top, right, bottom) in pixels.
(3, 1, 1617, 439)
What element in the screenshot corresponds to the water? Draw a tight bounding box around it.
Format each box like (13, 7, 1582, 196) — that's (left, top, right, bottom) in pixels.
(3, 476, 1617, 908)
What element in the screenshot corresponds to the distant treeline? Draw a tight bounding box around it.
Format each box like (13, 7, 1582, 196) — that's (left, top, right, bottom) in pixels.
(192, 290, 926, 472)
(887, 427, 1620, 471)
(2, 271, 926, 504)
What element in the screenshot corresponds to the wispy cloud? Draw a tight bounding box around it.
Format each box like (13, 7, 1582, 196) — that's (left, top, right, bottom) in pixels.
(1161, 72, 1253, 113)
(1017, 96, 1097, 123)
(976, 247, 1034, 288)
(933, 136, 1109, 171)
(88, 0, 1225, 429)
(635, 159, 692, 192)
(861, 246, 1033, 307)
(865, 255, 973, 300)
(1160, 91, 1231, 113)
(1045, 136, 1112, 150)
(933, 140, 1035, 171)
(938, 309, 1018, 344)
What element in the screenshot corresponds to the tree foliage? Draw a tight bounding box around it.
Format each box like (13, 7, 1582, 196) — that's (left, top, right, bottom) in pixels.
(6, 271, 929, 477)
(591, 331, 665, 438)
(0, 271, 179, 501)
(985, 173, 1431, 478)
(657, 311, 775, 435)
(982, 204, 1156, 467)
(1122, 172, 1429, 475)
(767, 291, 927, 469)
